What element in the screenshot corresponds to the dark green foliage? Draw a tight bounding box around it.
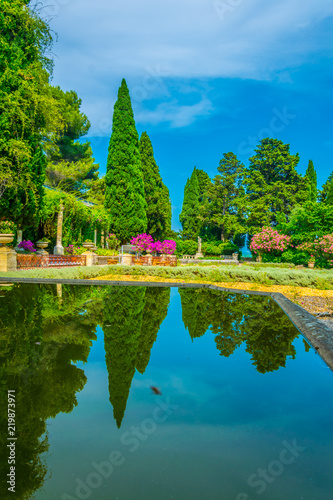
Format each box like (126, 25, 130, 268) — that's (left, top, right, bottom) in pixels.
(139, 132, 171, 239)
(105, 79, 147, 243)
(0, 0, 58, 228)
(39, 189, 109, 247)
(0, 284, 99, 499)
(136, 288, 170, 373)
(45, 87, 99, 196)
(203, 152, 246, 241)
(179, 289, 299, 373)
(103, 286, 170, 427)
(245, 138, 307, 233)
(319, 171, 333, 203)
(103, 287, 145, 428)
(179, 167, 201, 239)
(305, 160, 317, 203)
(277, 201, 333, 245)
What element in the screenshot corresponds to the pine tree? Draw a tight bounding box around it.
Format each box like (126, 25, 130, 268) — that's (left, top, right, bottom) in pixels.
(105, 79, 147, 243)
(179, 167, 201, 239)
(204, 152, 245, 241)
(245, 138, 307, 233)
(305, 160, 317, 202)
(139, 132, 171, 239)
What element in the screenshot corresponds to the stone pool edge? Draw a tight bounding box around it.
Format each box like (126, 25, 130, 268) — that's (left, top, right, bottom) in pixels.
(1, 277, 333, 372)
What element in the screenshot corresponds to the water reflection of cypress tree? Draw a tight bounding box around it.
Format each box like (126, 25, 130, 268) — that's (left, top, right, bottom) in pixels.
(103, 287, 170, 427)
(103, 287, 146, 428)
(179, 288, 300, 373)
(0, 283, 99, 500)
(179, 288, 212, 339)
(136, 287, 170, 373)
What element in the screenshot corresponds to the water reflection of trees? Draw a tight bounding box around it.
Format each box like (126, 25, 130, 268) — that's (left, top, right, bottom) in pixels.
(179, 288, 301, 373)
(0, 284, 99, 500)
(103, 287, 170, 428)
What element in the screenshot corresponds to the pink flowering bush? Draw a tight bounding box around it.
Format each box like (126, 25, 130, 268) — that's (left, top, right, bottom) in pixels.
(161, 240, 176, 255)
(250, 227, 291, 255)
(131, 234, 176, 255)
(131, 233, 154, 252)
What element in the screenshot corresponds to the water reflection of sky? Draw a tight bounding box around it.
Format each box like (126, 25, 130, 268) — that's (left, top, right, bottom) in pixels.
(36, 287, 333, 500)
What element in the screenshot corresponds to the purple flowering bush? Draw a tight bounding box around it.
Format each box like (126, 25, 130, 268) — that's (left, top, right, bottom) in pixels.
(17, 240, 36, 253)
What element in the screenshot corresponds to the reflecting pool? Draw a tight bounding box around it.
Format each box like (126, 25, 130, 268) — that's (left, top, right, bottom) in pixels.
(0, 284, 333, 500)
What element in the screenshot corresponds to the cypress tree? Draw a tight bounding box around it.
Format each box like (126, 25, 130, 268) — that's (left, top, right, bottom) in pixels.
(305, 160, 317, 202)
(319, 171, 333, 203)
(139, 132, 172, 239)
(179, 167, 201, 239)
(105, 79, 147, 243)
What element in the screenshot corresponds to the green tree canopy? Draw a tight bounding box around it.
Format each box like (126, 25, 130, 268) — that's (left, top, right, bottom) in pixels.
(105, 79, 147, 243)
(44, 87, 99, 196)
(304, 160, 317, 203)
(139, 132, 172, 239)
(179, 167, 201, 239)
(245, 138, 306, 233)
(319, 171, 333, 204)
(203, 152, 246, 241)
(0, 0, 61, 229)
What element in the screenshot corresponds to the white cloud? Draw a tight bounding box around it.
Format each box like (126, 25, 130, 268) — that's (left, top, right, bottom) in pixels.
(38, 0, 333, 132)
(135, 97, 214, 128)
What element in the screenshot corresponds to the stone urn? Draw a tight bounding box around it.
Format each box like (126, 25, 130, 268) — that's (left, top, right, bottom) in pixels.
(308, 262, 315, 269)
(82, 242, 95, 250)
(36, 241, 49, 255)
(0, 234, 14, 247)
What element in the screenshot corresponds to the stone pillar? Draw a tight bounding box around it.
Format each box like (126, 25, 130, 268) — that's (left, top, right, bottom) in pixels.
(94, 228, 97, 246)
(101, 231, 105, 249)
(0, 248, 17, 272)
(121, 254, 133, 266)
(83, 251, 98, 266)
(54, 201, 64, 255)
(15, 229, 23, 252)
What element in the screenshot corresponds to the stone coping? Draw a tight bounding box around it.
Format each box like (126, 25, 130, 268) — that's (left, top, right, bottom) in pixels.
(1, 277, 332, 372)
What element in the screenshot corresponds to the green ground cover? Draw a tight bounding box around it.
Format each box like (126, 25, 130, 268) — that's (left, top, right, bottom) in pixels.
(1, 264, 333, 289)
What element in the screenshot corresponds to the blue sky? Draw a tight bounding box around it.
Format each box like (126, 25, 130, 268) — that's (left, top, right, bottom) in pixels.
(40, 0, 333, 230)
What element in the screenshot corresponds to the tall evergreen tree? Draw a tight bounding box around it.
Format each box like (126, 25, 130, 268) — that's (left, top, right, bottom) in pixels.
(0, 0, 61, 230)
(139, 132, 171, 239)
(245, 138, 307, 233)
(203, 152, 246, 241)
(105, 79, 147, 243)
(179, 167, 201, 239)
(319, 171, 333, 203)
(305, 160, 317, 202)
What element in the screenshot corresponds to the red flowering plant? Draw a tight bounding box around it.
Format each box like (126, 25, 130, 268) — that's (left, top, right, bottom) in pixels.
(250, 227, 291, 259)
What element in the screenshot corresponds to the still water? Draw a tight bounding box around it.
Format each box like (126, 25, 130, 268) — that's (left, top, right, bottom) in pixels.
(0, 283, 332, 500)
